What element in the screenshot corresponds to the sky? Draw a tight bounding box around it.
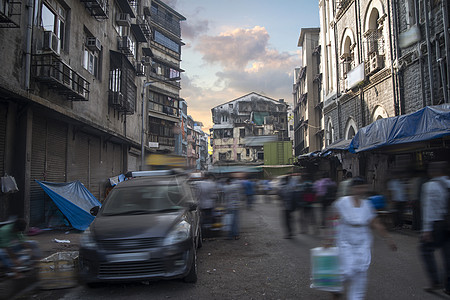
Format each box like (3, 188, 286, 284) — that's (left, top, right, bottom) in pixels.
(162, 0, 320, 131)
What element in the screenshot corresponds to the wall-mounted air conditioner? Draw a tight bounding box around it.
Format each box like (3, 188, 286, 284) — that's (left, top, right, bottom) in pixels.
(116, 13, 131, 27)
(86, 37, 101, 52)
(142, 56, 152, 65)
(136, 63, 145, 76)
(43, 31, 61, 55)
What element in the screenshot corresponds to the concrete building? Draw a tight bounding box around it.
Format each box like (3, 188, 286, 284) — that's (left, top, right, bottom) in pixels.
(318, 0, 397, 175)
(0, 0, 185, 224)
(293, 28, 323, 156)
(194, 122, 208, 171)
(210, 92, 289, 165)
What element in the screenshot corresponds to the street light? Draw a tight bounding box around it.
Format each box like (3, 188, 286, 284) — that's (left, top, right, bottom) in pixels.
(140, 77, 180, 170)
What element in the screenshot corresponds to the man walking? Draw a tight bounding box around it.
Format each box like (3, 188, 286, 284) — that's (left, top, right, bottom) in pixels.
(420, 161, 450, 295)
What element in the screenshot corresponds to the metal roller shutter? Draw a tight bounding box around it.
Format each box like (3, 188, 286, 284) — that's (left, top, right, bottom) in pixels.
(0, 103, 6, 177)
(88, 136, 102, 201)
(30, 117, 68, 227)
(30, 115, 47, 226)
(69, 131, 89, 187)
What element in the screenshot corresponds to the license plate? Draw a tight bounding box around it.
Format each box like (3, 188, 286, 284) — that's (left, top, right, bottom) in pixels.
(108, 252, 150, 263)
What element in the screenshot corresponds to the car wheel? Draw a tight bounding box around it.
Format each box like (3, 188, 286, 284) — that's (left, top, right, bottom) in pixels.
(197, 227, 203, 249)
(183, 248, 198, 283)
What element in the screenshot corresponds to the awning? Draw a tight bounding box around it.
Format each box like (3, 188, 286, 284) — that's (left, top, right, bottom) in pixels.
(349, 104, 450, 153)
(321, 139, 351, 154)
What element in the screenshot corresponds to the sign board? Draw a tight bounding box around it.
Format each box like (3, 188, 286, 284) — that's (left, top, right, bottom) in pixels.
(148, 142, 159, 148)
(346, 62, 365, 89)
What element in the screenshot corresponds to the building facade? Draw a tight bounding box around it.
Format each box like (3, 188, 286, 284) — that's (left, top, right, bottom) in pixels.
(0, 0, 184, 224)
(210, 92, 288, 165)
(293, 28, 323, 156)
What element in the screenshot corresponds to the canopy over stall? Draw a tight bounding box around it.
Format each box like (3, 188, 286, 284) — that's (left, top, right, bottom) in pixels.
(36, 180, 102, 230)
(349, 105, 450, 153)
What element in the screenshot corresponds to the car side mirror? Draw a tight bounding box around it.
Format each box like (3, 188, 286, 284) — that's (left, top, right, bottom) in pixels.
(90, 206, 100, 216)
(188, 202, 198, 211)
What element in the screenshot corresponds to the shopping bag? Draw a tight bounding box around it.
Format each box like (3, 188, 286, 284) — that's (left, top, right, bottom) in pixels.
(1, 174, 19, 193)
(310, 247, 342, 292)
(222, 213, 232, 232)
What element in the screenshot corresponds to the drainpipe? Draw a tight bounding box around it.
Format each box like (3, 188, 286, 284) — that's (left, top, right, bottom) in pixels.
(442, 0, 450, 102)
(415, 0, 427, 108)
(392, 0, 404, 115)
(25, 0, 34, 90)
(424, 0, 435, 105)
(388, 0, 400, 115)
(436, 39, 448, 103)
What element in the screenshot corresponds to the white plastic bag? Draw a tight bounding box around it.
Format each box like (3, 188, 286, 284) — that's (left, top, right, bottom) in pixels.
(1, 174, 19, 193)
(310, 247, 342, 292)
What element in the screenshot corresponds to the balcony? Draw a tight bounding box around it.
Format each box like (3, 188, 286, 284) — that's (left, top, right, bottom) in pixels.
(149, 5, 181, 37)
(32, 53, 90, 101)
(79, 0, 108, 19)
(0, 0, 21, 28)
(130, 17, 151, 43)
(118, 36, 133, 56)
(108, 91, 134, 114)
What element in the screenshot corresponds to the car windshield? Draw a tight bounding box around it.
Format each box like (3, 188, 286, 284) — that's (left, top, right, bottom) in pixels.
(101, 185, 186, 216)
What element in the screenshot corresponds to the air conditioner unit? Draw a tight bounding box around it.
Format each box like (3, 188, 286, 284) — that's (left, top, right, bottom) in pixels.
(136, 63, 145, 76)
(86, 37, 101, 52)
(116, 13, 131, 27)
(118, 36, 132, 54)
(142, 56, 152, 65)
(43, 31, 61, 55)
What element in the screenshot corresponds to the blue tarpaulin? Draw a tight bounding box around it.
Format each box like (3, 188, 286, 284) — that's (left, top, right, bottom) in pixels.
(36, 180, 101, 230)
(349, 105, 450, 153)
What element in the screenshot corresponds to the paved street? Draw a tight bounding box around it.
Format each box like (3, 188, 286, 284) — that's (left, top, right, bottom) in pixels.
(30, 195, 445, 300)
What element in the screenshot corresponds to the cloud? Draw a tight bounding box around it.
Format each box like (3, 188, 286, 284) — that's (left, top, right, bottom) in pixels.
(195, 26, 270, 70)
(181, 26, 302, 131)
(181, 19, 210, 40)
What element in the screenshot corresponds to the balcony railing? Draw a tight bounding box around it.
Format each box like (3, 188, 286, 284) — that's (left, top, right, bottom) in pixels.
(0, 0, 21, 28)
(150, 5, 181, 37)
(32, 53, 90, 101)
(79, 0, 108, 19)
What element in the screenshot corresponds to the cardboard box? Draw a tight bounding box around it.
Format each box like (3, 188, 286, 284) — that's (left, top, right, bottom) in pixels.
(39, 251, 79, 290)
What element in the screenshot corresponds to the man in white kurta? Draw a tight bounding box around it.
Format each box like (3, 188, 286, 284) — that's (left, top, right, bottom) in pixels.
(334, 195, 376, 300)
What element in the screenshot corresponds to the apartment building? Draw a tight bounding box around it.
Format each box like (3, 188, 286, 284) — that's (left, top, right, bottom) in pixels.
(0, 0, 184, 225)
(293, 28, 323, 156)
(210, 92, 288, 165)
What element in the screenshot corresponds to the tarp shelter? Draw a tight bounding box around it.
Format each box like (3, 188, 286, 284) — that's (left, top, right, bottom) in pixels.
(36, 180, 101, 230)
(349, 105, 450, 153)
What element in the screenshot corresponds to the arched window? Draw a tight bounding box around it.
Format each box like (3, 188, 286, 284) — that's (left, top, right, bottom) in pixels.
(364, 1, 386, 73)
(340, 29, 356, 77)
(345, 118, 358, 140)
(326, 118, 334, 146)
(371, 106, 388, 122)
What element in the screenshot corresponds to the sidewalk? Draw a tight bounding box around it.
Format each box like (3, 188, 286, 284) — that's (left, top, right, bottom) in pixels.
(27, 228, 82, 258)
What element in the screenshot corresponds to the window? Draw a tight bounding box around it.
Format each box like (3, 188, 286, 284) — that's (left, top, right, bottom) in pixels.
(246, 149, 250, 156)
(222, 115, 228, 122)
(240, 128, 245, 138)
(41, 1, 66, 51)
(154, 30, 180, 53)
(219, 153, 227, 161)
(83, 48, 99, 77)
(229, 104, 233, 108)
(257, 152, 264, 160)
(237, 153, 241, 161)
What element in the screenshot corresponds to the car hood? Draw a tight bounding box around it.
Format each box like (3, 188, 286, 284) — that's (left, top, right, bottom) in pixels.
(91, 211, 184, 240)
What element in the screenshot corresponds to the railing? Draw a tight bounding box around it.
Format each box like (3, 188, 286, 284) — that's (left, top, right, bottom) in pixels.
(79, 0, 108, 19)
(32, 53, 90, 101)
(0, 0, 21, 28)
(150, 5, 181, 36)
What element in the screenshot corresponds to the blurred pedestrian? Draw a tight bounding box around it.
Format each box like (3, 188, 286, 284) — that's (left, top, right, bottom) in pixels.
(419, 161, 450, 295)
(387, 170, 409, 229)
(337, 171, 353, 198)
(279, 175, 295, 239)
(314, 173, 337, 228)
(299, 174, 318, 235)
(0, 218, 41, 278)
(223, 178, 242, 240)
(328, 177, 397, 300)
(197, 174, 218, 235)
(243, 178, 255, 210)
(408, 168, 427, 231)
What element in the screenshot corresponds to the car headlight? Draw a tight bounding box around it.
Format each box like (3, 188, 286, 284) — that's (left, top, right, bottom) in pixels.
(80, 229, 97, 250)
(163, 220, 191, 246)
